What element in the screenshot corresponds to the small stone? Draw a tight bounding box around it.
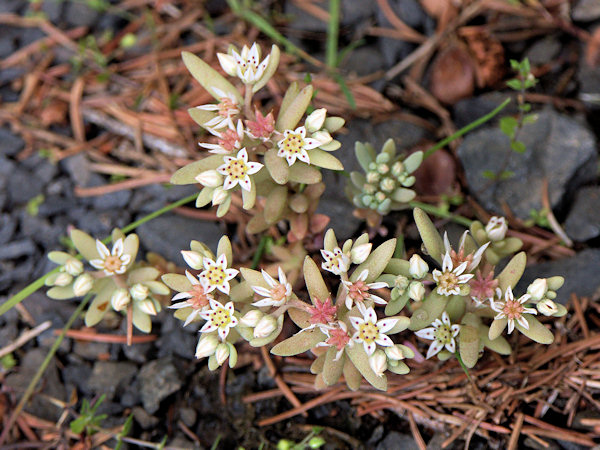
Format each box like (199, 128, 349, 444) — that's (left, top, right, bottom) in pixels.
(564, 186, 600, 241)
(0, 214, 16, 245)
(73, 341, 111, 360)
(40, 0, 63, 23)
(179, 407, 197, 427)
(0, 127, 24, 157)
(62, 362, 93, 394)
(8, 170, 45, 205)
(138, 358, 182, 414)
(377, 431, 421, 450)
(62, 153, 92, 187)
(453, 92, 519, 129)
(88, 361, 137, 401)
(64, 0, 99, 27)
(156, 314, 196, 359)
(572, 0, 600, 22)
(132, 406, 159, 429)
(0, 239, 36, 260)
(525, 36, 561, 66)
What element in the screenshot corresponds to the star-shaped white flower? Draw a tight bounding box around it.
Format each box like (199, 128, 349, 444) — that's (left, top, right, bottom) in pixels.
(196, 87, 240, 130)
(432, 251, 474, 296)
(443, 231, 489, 274)
(252, 267, 293, 307)
(199, 298, 238, 340)
(277, 126, 320, 166)
(415, 311, 460, 359)
(320, 247, 350, 276)
(200, 120, 245, 154)
(216, 148, 263, 191)
(341, 269, 387, 310)
(316, 321, 353, 361)
(349, 304, 398, 355)
(217, 43, 270, 84)
(199, 254, 239, 294)
(491, 286, 537, 334)
(169, 271, 215, 326)
(90, 238, 131, 275)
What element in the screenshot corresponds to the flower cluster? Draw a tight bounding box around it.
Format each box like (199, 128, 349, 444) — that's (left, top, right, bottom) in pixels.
(171, 43, 344, 242)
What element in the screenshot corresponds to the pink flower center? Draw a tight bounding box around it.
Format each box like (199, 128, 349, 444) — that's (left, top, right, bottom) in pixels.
(218, 98, 238, 118)
(348, 281, 370, 302)
(104, 255, 123, 273)
(187, 285, 210, 309)
(502, 300, 524, 320)
(219, 129, 242, 152)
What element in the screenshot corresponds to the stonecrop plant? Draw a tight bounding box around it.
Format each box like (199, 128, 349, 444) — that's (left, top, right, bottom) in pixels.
(40, 42, 568, 393)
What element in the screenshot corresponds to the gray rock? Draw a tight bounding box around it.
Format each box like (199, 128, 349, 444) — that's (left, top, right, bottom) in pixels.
(376, 431, 420, 450)
(20, 28, 45, 48)
(179, 407, 197, 427)
(564, 186, 600, 241)
(88, 361, 137, 401)
(37, 195, 73, 217)
(525, 36, 561, 66)
(4, 349, 66, 421)
(93, 188, 132, 211)
(40, 0, 63, 23)
(62, 153, 92, 187)
(0, 320, 17, 347)
(73, 341, 111, 360)
(0, 0, 22, 13)
(0, 239, 36, 260)
(75, 209, 131, 237)
(157, 314, 196, 359)
(457, 110, 597, 219)
(64, 0, 99, 27)
(136, 214, 222, 264)
(132, 406, 159, 429)
(453, 92, 519, 129)
(517, 249, 600, 301)
(0, 127, 24, 157)
(19, 211, 63, 248)
(62, 362, 92, 394)
(138, 358, 182, 414)
(8, 169, 45, 205)
(0, 214, 16, 245)
(573, 0, 600, 21)
(285, 0, 374, 33)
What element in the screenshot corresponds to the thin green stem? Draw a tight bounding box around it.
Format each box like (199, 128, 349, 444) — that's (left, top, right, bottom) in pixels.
(0, 192, 199, 317)
(326, 0, 340, 69)
(455, 351, 474, 385)
(423, 98, 511, 160)
(408, 201, 473, 227)
(251, 235, 270, 270)
(0, 294, 91, 446)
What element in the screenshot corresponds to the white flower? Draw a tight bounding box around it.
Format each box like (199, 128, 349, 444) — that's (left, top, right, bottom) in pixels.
(350, 243, 372, 264)
(443, 231, 489, 274)
(199, 255, 238, 294)
(200, 298, 239, 340)
(130, 283, 149, 301)
(138, 299, 158, 316)
(73, 274, 93, 296)
(111, 288, 131, 312)
(486, 216, 508, 241)
(527, 278, 548, 301)
(349, 304, 398, 355)
(491, 286, 537, 334)
(64, 258, 83, 276)
(304, 108, 327, 132)
(217, 43, 270, 84)
(217, 148, 263, 192)
(341, 269, 387, 310)
(320, 247, 350, 276)
(276, 126, 320, 166)
(181, 250, 204, 270)
(409, 254, 428, 279)
(432, 251, 474, 296)
(368, 349, 388, 377)
(253, 315, 278, 338)
(197, 87, 240, 129)
(195, 334, 219, 359)
(240, 309, 264, 327)
(90, 239, 131, 275)
(200, 120, 245, 154)
(415, 311, 460, 359)
(408, 281, 425, 302)
(169, 271, 214, 326)
(316, 321, 353, 361)
(537, 299, 558, 316)
(195, 170, 223, 188)
(54, 272, 73, 287)
(215, 343, 230, 365)
(252, 267, 292, 307)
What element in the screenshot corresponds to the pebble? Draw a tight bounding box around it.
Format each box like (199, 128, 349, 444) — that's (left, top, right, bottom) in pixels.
(88, 361, 138, 401)
(564, 186, 600, 241)
(138, 358, 182, 414)
(0, 239, 37, 260)
(0, 127, 24, 157)
(63, 0, 99, 27)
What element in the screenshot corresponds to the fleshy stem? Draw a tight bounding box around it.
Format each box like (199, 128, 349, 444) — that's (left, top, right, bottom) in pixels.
(455, 351, 474, 386)
(423, 98, 511, 160)
(0, 294, 91, 446)
(326, 0, 340, 69)
(0, 192, 200, 317)
(408, 201, 473, 227)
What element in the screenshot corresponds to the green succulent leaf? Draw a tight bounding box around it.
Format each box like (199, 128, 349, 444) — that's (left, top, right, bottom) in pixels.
(288, 162, 322, 184)
(413, 208, 444, 265)
(343, 359, 362, 391)
(403, 151, 423, 173)
(303, 256, 330, 304)
(132, 302, 152, 333)
(307, 149, 344, 170)
(346, 345, 387, 391)
(275, 85, 313, 131)
(516, 315, 554, 344)
(70, 229, 100, 262)
(181, 51, 243, 104)
(171, 155, 224, 185)
(264, 186, 288, 225)
(264, 148, 289, 185)
(409, 292, 449, 330)
(497, 252, 526, 292)
(252, 45, 280, 93)
(217, 235, 233, 266)
(128, 268, 160, 285)
(271, 328, 326, 356)
(351, 238, 396, 283)
(161, 273, 192, 293)
(187, 108, 216, 129)
(458, 325, 479, 368)
(488, 317, 507, 340)
(355, 142, 375, 172)
(322, 347, 345, 386)
(47, 285, 76, 300)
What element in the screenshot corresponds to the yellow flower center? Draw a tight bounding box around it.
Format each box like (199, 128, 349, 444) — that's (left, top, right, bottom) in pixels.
(211, 307, 232, 328)
(502, 300, 524, 320)
(438, 272, 458, 291)
(358, 322, 380, 344)
(205, 266, 226, 286)
(223, 159, 248, 181)
(104, 255, 123, 273)
(434, 325, 453, 344)
(282, 133, 305, 154)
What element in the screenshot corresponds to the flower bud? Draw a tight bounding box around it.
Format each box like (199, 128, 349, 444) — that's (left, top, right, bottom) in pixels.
(350, 243, 372, 264)
(385, 345, 405, 361)
(181, 250, 204, 270)
(215, 343, 230, 365)
(527, 278, 548, 301)
(485, 216, 508, 242)
(253, 315, 278, 338)
(130, 283, 149, 301)
(195, 169, 223, 188)
(380, 177, 395, 192)
(64, 258, 83, 276)
(138, 299, 158, 316)
(195, 335, 219, 359)
(73, 274, 93, 296)
(240, 309, 264, 328)
(369, 349, 387, 377)
(111, 288, 131, 312)
(537, 299, 558, 316)
(312, 130, 332, 145)
(217, 53, 237, 76)
(394, 275, 409, 292)
(408, 281, 425, 302)
(377, 163, 389, 175)
(409, 254, 429, 279)
(54, 272, 73, 287)
(212, 188, 228, 206)
(391, 161, 405, 177)
(305, 108, 327, 132)
(308, 437, 326, 449)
